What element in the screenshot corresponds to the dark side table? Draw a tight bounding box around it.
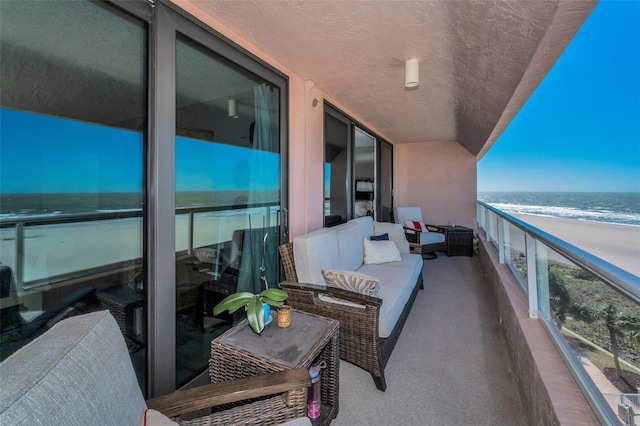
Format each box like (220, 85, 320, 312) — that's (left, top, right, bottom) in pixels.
(439, 225, 474, 256)
(210, 309, 340, 425)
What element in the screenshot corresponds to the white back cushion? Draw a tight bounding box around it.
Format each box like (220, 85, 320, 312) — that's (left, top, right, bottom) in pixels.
(393, 206, 423, 224)
(348, 216, 375, 240)
(334, 222, 364, 271)
(374, 221, 410, 254)
(293, 228, 340, 285)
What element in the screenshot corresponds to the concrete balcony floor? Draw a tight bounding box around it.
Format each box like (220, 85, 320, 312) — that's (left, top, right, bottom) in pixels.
(333, 255, 528, 425)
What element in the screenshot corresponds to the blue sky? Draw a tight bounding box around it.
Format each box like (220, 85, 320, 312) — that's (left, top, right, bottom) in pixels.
(2, 1, 636, 195)
(0, 108, 279, 193)
(478, 0, 640, 193)
(0, 109, 144, 193)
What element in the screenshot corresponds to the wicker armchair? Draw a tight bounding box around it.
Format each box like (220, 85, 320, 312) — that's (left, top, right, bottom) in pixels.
(278, 242, 422, 392)
(0, 310, 311, 426)
(148, 368, 311, 425)
(393, 206, 446, 259)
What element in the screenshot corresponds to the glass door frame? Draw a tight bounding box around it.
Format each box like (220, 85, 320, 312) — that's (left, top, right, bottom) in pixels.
(150, 1, 288, 396)
(323, 103, 354, 225)
(353, 126, 377, 219)
(323, 102, 393, 224)
(377, 139, 394, 222)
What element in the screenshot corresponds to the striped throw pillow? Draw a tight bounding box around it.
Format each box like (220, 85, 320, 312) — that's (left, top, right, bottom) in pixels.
(321, 269, 380, 297)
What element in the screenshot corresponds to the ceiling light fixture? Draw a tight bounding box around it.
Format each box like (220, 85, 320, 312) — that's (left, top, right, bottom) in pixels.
(228, 99, 239, 118)
(405, 58, 419, 88)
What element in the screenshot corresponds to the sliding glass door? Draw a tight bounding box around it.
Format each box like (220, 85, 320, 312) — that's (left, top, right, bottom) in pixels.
(324, 104, 352, 226)
(0, 0, 147, 389)
(378, 140, 394, 222)
(354, 127, 376, 218)
(174, 34, 283, 387)
(0, 0, 288, 397)
(324, 103, 393, 224)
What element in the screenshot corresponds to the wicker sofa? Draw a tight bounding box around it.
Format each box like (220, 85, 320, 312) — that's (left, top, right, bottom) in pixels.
(279, 216, 424, 391)
(0, 310, 312, 426)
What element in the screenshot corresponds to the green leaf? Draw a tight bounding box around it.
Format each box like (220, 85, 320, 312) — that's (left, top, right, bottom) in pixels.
(261, 297, 284, 308)
(220, 298, 252, 314)
(247, 296, 265, 334)
(213, 292, 254, 316)
(259, 288, 288, 301)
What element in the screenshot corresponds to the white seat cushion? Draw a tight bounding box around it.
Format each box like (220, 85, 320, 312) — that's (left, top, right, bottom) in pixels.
(419, 231, 445, 244)
(383, 253, 423, 271)
(382, 254, 424, 285)
(356, 265, 416, 338)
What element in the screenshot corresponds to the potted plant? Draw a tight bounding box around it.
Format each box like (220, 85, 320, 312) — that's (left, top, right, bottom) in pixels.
(213, 232, 288, 334)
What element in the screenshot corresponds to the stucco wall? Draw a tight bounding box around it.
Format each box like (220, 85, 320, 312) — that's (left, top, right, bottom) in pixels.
(174, 1, 478, 238)
(395, 141, 477, 229)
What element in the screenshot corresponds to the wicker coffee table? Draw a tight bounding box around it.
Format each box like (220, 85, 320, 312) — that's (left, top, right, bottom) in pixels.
(209, 309, 339, 425)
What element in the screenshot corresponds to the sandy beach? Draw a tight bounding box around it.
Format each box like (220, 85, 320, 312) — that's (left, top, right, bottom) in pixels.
(0, 210, 278, 283)
(513, 214, 640, 277)
(1, 210, 636, 284)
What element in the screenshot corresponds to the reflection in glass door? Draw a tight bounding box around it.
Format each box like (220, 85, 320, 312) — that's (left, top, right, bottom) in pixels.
(324, 105, 351, 226)
(0, 0, 147, 392)
(354, 128, 376, 218)
(378, 140, 394, 222)
(174, 35, 282, 387)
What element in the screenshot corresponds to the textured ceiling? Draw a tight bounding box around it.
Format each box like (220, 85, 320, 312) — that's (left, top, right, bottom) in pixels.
(183, 0, 597, 157)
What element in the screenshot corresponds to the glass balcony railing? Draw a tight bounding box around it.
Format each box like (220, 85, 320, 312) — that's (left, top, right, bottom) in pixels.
(0, 203, 280, 290)
(478, 201, 640, 425)
(1, 202, 282, 394)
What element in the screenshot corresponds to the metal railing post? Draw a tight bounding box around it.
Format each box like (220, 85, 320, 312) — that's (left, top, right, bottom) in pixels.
(15, 223, 24, 288)
(497, 216, 505, 264)
(188, 211, 194, 255)
(536, 241, 549, 318)
(525, 233, 539, 318)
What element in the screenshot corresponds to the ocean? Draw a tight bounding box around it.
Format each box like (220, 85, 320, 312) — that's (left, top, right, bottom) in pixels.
(0, 191, 280, 282)
(477, 192, 640, 227)
(0, 191, 280, 221)
(2, 191, 638, 225)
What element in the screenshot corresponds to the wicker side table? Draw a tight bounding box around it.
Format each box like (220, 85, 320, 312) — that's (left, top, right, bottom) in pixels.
(439, 225, 474, 256)
(96, 286, 144, 338)
(210, 310, 339, 426)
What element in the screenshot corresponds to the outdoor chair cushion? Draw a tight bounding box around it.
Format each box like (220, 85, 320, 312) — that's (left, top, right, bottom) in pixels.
(0, 310, 146, 425)
(418, 231, 446, 245)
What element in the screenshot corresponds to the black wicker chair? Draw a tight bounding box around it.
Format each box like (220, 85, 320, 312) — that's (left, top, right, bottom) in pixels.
(392, 206, 446, 259)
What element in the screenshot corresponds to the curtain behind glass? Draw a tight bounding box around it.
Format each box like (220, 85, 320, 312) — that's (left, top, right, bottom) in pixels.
(237, 83, 280, 293)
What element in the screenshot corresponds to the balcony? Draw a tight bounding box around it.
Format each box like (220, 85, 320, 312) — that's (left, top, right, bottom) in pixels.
(333, 254, 529, 425)
(3, 201, 638, 424)
(4, 0, 631, 423)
